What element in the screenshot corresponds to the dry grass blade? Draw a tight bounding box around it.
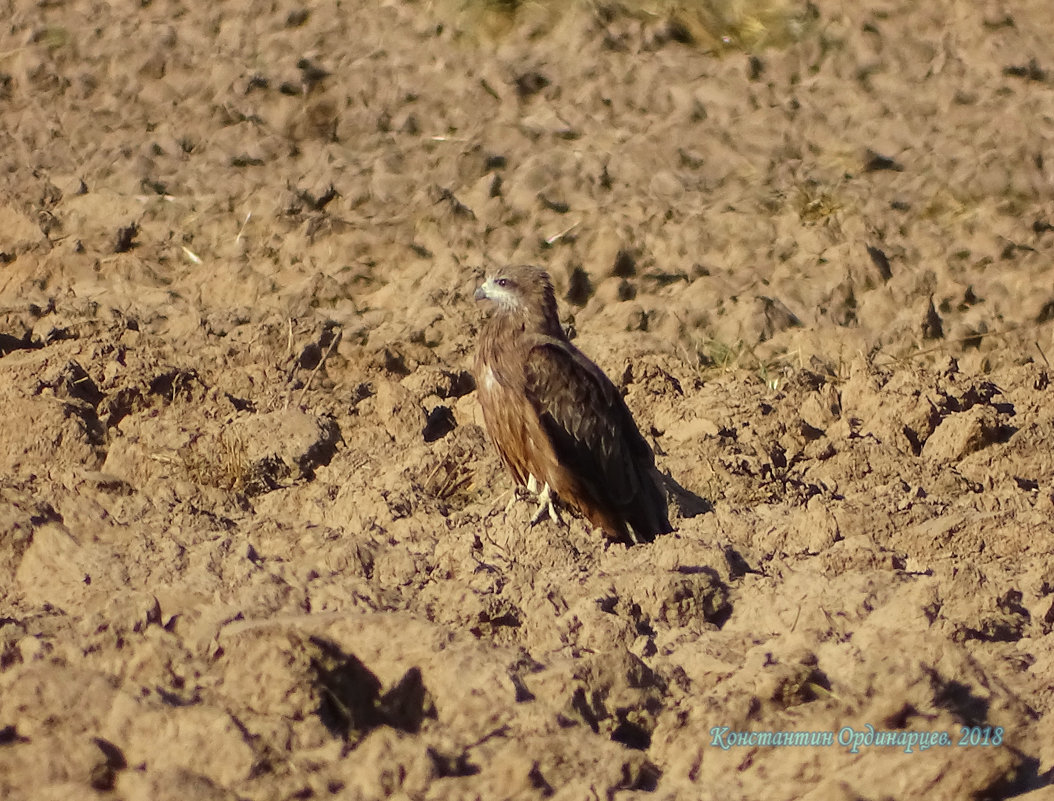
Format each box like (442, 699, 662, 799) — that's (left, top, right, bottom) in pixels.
(422, 453, 476, 502)
(180, 430, 252, 492)
(439, 0, 811, 50)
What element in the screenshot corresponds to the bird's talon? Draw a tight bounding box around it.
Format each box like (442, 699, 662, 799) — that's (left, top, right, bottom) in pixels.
(529, 504, 548, 526)
(529, 482, 565, 527)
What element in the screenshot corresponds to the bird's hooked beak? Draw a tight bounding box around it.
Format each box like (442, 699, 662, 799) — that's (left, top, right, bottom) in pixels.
(474, 276, 500, 304)
(474, 274, 519, 312)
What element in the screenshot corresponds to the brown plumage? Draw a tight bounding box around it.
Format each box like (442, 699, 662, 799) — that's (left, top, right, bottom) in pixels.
(473, 265, 672, 545)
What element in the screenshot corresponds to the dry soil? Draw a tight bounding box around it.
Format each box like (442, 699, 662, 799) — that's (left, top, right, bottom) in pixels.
(2, 0, 1054, 799)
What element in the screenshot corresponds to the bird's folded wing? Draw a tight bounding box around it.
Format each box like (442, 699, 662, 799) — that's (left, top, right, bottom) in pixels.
(522, 338, 645, 501)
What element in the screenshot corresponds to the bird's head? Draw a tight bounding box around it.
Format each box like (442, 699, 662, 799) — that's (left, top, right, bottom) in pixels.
(474, 271, 523, 312)
(475, 265, 563, 332)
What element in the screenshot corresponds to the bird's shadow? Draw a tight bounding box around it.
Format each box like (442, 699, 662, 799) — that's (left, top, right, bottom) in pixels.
(659, 472, 713, 519)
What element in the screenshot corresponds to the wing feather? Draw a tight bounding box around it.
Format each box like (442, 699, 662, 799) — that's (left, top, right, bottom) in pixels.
(523, 337, 661, 533)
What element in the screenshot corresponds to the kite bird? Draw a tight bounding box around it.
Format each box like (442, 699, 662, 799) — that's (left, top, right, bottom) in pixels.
(473, 265, 672, 545)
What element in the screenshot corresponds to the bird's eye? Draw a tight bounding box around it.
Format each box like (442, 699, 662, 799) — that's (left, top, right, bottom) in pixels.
(495, 278, 511, 288)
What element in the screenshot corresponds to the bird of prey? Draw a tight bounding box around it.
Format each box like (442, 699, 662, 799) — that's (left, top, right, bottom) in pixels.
(473, 264, 672, 545)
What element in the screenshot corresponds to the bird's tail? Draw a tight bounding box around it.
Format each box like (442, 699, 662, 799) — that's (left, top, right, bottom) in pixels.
(624, 467, 674, 543)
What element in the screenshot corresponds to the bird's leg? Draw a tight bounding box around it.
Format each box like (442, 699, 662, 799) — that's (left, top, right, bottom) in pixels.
(504, 476, 536, 517)
(530, 481, 565, 527)
(504, 475, 564, 526)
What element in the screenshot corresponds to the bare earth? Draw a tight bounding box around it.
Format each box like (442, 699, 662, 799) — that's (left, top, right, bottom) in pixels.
(2, 0, 1054, 798)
